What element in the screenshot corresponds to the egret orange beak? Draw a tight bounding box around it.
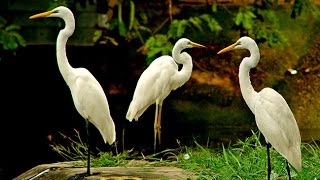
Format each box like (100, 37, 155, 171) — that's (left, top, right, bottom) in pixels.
(190, 41, 206, 48)
(29, 10, 55, 19)
(217, 42, 238, 54)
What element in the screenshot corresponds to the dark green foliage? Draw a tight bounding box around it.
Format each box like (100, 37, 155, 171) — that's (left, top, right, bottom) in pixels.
(145, 13, 221, 64)
(168, 19, 189, 39)
(0, 16, 26, 50)
(232, 5, 286, 47)
(145, 34, 172, 64)
(233, 6, 257, 32)
(291, 0, 320, 19)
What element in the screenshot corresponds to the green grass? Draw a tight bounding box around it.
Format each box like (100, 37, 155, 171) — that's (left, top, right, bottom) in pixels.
(177, 131, 320, 179)
(51, 130, 320, 180)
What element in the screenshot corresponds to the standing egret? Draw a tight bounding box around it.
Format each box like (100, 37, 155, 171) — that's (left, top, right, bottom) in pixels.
(217, 36, 301, 180)
(126, 38, 205, 152)
(29, 6, 116, 178)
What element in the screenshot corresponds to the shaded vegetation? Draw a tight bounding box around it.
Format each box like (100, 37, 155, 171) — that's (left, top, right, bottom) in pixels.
(50, 130, 320, 179)
(0, 16, 25, 50)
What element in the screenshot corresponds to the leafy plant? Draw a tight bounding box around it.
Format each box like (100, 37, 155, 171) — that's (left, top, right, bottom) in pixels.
(0, 16, 26, 50)
(94, 2, 221, 65)
(255, 8, 287, 47)
(233, 6, 257, 33)
(232, 5, 286, 47)
(145, 13, 221, 64)
(291, 0, 320, 19)
(145, 34, 172, 64)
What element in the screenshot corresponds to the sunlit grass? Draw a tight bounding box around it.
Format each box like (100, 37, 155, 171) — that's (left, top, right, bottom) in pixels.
(177, 131, 320, 179)
(51, 130, 320, 179)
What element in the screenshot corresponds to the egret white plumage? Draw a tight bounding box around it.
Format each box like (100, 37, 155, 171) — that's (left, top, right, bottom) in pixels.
(30, 6, 116, 178)
(217, 36, 301, 180)
(126, 38, 205, 152)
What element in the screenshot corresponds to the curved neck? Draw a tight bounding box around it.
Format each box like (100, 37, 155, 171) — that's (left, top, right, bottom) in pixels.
(239, 47, 260, 113)
(172, 45, 193, 85)
(56, 17, 75, 85)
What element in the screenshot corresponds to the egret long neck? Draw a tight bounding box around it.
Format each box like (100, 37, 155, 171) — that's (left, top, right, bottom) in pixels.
(239, 47, 260, 113)
(172, 45, 193, 85)
(56, 17, 75, 86)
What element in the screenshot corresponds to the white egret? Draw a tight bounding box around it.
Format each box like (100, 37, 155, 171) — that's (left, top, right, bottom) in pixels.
(126, 38, 206, 152)
(29, 6, 116, 178)
(217, 36, 301, 180)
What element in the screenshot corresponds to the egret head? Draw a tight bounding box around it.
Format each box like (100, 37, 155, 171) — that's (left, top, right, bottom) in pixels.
(29, 6, 72, 19)
(176, 38, 206, 49)
(217, 36, 256, 54)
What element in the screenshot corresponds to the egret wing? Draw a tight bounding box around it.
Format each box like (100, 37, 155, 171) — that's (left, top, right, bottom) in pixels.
(126, 56, 177, 121)
(70, 68, 116, 145)
(254, 88, 301, 170)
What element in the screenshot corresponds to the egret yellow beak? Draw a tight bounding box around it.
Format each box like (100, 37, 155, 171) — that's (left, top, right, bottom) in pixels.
(217, 42, 238, 54)
(190, 41, 206, 48)
(29, 10, 55, 19)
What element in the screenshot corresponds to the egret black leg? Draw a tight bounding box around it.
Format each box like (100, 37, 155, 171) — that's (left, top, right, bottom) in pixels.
(122, 127, 125, 151)
(267, 143, 271, 180)
(67, 119, 91, 180)
(286, 160, 291, 180)
(85, 119, 91, 176)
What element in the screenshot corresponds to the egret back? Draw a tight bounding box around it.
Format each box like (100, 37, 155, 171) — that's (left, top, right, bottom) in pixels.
(126, 56, 178, 121)
(254, 88, 301, 171)
(69, 68, 116, 145)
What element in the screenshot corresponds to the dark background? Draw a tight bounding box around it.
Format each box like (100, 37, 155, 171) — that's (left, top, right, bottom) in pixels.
(0, 43, 201, 180)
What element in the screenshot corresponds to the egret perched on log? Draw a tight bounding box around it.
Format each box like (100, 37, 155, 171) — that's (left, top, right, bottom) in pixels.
(217, 36, 301, 180)
(126, 38, 206, 152)
(30, 6, 116, 178)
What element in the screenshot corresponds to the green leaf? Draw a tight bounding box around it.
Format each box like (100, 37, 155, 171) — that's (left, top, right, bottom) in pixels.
(118, 1, 123, 23)
(234, 12, 243, 26)
(145, 34, 170, 64)
(118, 21, 127, 37)
(145, 36, 155, 47)
(5, 24, 20, 32)
(168, 20, 188, 39)
(161, 43, 173, 55)
(11, 31, 26, 47)
(147, 47, 162, 58)
(137, 25, 151, 33)
(0, 16, 25, 50)
(128, 0, 135, 30)
(188, 17, 203, 32)
(93, 30, 102, 43)
(108, 19, 118, 30)
(5, 35, 18, 50)
(246, 11, 256, 19)
(0, 16, 6, 28)
(212, 4, 217, 13)
(200, 14, 222, 32)
(242, 13, 253, 30)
